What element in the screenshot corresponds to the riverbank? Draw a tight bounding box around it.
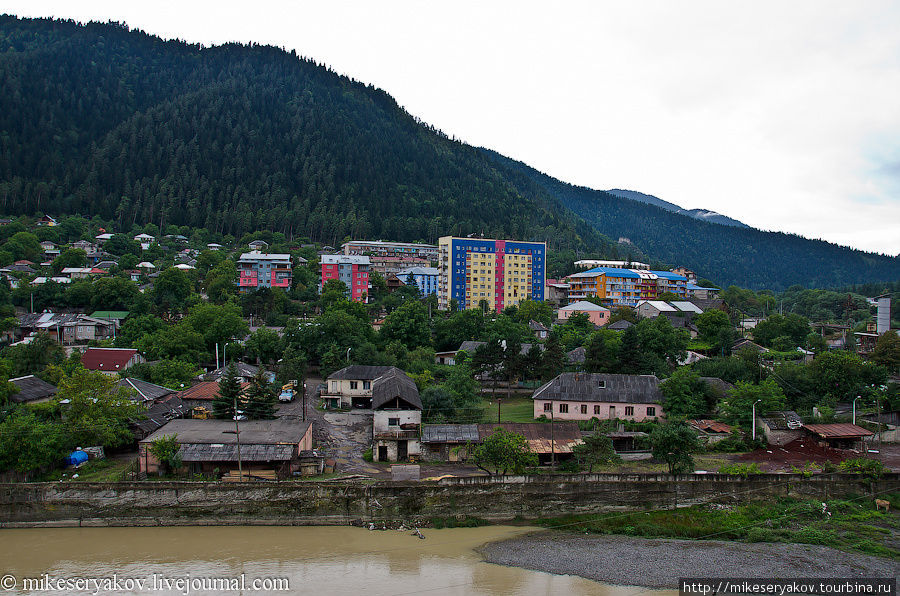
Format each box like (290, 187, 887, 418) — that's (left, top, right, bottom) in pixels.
(480, 532, 900, 588)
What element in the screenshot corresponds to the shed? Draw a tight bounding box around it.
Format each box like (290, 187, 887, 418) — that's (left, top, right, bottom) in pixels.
(803, 423, 873, 450)
(9, 375, 58, 404)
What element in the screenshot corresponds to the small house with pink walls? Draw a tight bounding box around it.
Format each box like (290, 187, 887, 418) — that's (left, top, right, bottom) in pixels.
(558, 300, 611, 326)
(532, 373, 664, 422)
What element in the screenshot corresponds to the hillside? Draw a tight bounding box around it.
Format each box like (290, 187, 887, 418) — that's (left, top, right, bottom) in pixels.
(605, 189, 749, 228)
(2, 16, 900, 290)
(482, 151, 900, 290)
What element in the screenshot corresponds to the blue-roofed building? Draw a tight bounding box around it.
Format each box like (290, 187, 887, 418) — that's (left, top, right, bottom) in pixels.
(437, 236, 546, 311)
(397, 266, 440, 297)
(565, 267, 687, 307)
(686, 282, 720, 300)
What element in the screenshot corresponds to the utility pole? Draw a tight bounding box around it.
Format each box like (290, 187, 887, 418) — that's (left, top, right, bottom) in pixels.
(550, 406, 555, 469)
(302, 382, 307, 422)
(234, 393, 243, 482)
(497, 397, 502, 424)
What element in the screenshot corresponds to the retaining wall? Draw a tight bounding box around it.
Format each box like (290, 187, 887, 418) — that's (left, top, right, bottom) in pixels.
(1, 473, 897, 528)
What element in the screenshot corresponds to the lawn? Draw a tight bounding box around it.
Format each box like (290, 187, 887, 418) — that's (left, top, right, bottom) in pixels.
(479, 396, 536, 423)
(41, 457, 137, 482)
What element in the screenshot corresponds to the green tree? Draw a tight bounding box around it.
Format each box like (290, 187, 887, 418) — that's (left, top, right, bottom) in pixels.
(182, 302, 249, 351)
(379, 299, 431, 349)
(5, 231, 42, 261)
(539, 335, 566, 380)
(720, 379, 787, 427)
(244, 327, 283, 365)
(871, 330, 900, 374)
(152, 267, 192, 313)
(51, 248, 87, 273)
(148, 434, 182, 475)
(572, 433, 621, 472)
(212, 362, 242, 419)
(134, 323, 205, 362)
(808, 350, 888, 402)
(695, 309, 732, 343)
(514, 299, 553, 326)
(752, 313, 811, 348)
(650, 423, 701, 474)
(243, 368, 276, 420)
(57, 369, 142, 448)
(584, 329, 620, 373)
(0, 409, 69, 476)
(91, 276, 140, 311)
(472, 428, 538, 475)
(420, 386, 454, 423)
(659, 367, 709, 419)
(275, 345, 306, 387)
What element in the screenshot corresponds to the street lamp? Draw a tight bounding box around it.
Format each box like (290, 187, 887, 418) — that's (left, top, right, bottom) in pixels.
(346, 347, 352, 363)
(751, 399, 762, 442)
(853, 395, 863, 426)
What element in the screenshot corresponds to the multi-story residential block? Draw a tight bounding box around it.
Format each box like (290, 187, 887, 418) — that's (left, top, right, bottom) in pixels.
(438, 236, 546, 312)
(342, 240, 438, 261)
(238, 251, 292, 294)
(565, 267, 687, 308)
(397, 266, 440, 296)
(369, 255, 429, 277)
(574, 259, 650, 270)
(320, 254, 370, 302)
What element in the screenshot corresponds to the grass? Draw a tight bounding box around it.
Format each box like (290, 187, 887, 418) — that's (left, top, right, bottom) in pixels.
(586, 452, 739, 474)
(42, 457, 137, 482)
(536, 493, 900, 560)
(479, 396, 536, 423)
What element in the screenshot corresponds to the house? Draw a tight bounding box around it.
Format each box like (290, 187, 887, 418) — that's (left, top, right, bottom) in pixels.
(37, 215, 57, 227)
(420, 424, 480, 461)
(320, 254, 370, 302)
(688, 419, 735, 445)
(138, 419, 313, 479)
(686, 283, 720, 300)
(635, 300, 703, 320)
(176, 380, 250, 410)
(207, 243, 223, 250)
(89, 311, 130, 328)
(607, 320, 633, 332)
(759, 411, 804, 445)
(372, 368, 423, 462)
(204, 362, 272, 384)
(9, 375, 58, 404)
(248, 240, 269, 251)
(134, 233, 155, 250)
(371, 256, 429, 277)
(60, 267, 107, 280)
(529, 320, 550, 340)
(136, 261, 156, 270)
(396, 266, 440, 296)
(434, 350, 458, 366)
(544, 279, 570, 307)
(478, 423, 583, 465)
(732, 338, 768, 353)
(566, 347, 586, 365)
(80, 347, 144, 374)
(802, 424, 873, 450)
(95, 233, 114, 243)
(532, 373, 664, 422)
(15, 312, 115, 344)
(117, 377, 174, 403)
(323, 365, 405, 409)
(558, 301, 610, 326)
(40, 241, 59, 258)
(118, 379, 186, 440)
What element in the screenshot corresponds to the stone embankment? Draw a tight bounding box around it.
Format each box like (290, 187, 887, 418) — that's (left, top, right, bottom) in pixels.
(1, 473, 897, 527)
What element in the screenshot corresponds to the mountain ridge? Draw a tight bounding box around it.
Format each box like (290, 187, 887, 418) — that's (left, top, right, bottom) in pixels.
(605, 189, 749, 228)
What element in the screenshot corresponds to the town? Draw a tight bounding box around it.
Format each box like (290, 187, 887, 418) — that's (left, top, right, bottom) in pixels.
(0, 218, 897, 496)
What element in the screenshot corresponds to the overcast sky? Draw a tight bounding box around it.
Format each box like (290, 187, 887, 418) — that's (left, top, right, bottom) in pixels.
(7, 1, 900, 255)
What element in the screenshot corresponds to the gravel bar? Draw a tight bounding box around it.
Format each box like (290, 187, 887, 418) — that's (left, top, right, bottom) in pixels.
(479, 532, 900, 588)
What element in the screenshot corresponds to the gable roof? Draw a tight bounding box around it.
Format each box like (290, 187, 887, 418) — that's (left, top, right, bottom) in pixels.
(607, 320, 633, 330)
(421, 424, 480, 443)
(81, 348, 138, 371)
(117, 377, 174, 402)
(328, 365, 394, 381)
(142, 419, 311, 446)
(560, 300, 610, 312)
(9, 375, 58, 403)
(688, 419, 733, 435)
(372, 368, 422, 410)
(803, 423, 874, 439)
(177, 380, 249, 402)
(204, 362, 261, 381)
(533, 373, 663, 404)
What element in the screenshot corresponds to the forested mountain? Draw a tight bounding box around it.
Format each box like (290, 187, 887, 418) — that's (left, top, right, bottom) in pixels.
(2, 15, 899, 290)
(482, 151, 900, 290)
(605, 189, 749, 228)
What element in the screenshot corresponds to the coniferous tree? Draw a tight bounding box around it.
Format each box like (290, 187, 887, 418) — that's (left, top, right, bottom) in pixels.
(212, 362, 242, 419)
(243, 368, 276, 420)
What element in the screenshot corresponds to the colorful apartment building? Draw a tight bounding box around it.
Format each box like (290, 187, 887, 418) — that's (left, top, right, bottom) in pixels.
(565, 267, 687, 307)
(341, 240, 438, 261)
(237, 251, 292, 293)
(397, 266, 440, 296)
(437, 236, 546, 312)
(321, 254, 371, 302)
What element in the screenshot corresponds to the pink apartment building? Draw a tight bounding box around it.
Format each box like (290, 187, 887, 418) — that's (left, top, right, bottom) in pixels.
(532, 373, 664, 422)
(320, 254, 371, 302)
(238, 251, 292, 294)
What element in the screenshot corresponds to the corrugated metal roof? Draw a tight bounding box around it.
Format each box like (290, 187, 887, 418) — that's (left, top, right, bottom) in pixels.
(532, 373, 663, 404)
(178, 443, 294, 462)
(328, 365, 394, 381)
(803, 423, 874, 439)
(421, 424, 479, 443)
(689, 419, 733, 434)
(9, 375, 57, 403)
(372, 368, 422, 410)
(477, 423, 583, 454)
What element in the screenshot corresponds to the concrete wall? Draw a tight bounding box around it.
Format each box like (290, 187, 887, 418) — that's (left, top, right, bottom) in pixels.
(2, 473, 896, 527)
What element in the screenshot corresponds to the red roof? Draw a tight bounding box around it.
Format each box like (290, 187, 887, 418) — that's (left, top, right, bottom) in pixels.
(14, 259, 34, 266)
(81, 348, 138, 371)
(689, 419, 733, 434)
(803, 423, 874, 439)
(177, 381, 250, 401)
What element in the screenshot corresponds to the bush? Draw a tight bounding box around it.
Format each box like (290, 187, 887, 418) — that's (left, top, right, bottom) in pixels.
(362, 448, 373, 462)
(839, 458, 885, 480)
(718, 463, 762, 477)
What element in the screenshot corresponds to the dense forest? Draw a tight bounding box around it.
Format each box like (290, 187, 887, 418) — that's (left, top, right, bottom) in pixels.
(2, 16, 899, 290)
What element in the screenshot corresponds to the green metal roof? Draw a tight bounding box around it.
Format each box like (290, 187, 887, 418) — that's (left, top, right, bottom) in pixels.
(89, 310, 130, 320)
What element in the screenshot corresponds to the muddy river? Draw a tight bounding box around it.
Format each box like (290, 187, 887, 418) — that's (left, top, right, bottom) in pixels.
(0, 525, 672, 595)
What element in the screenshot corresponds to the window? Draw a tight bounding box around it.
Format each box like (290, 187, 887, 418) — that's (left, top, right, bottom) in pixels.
(580, 404, 588, 415)
(388, 417, 400, 426)
(543, 402, 552, 412)
(363, 381, 371, 390)
(647, 407, 656, 417)
(594, 405, 601, 415)
(350, 381, 358, 390)
(625, 406, 634, 416)
(559, 403, 569, 414)
(597, 380, 606, 388)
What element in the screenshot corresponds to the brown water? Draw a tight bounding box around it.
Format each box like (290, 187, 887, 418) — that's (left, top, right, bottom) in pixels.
(0, 525, 672, 595)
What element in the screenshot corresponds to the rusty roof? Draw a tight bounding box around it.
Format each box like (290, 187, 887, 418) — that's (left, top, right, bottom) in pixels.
(689, 419, 733, 434)
(177, 381, 249, 401)
(803, 423, 874, 439)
